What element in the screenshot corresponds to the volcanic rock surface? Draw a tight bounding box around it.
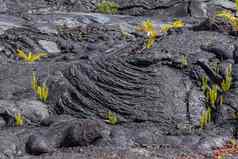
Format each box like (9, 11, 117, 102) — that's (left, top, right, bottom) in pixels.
(0, 0, 238, 158)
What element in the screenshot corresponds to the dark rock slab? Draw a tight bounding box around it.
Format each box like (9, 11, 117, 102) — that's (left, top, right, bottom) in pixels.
(26, 119, 102, 155)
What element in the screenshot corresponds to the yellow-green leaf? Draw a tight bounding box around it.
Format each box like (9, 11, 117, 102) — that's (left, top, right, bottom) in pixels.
(15, 113, 24, 126)
(105, 111, 118, 125)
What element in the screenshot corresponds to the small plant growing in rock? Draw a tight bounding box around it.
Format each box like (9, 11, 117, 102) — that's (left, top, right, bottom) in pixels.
(160, 19, 185, 32)
(105, 111, 118, 125)
(16, 49, 47, 63)
(96, 0, 119, 14)
(208, 85, 218, 107)
(180, 55, 188, 67)
(137, 20, 158, 48)
(15, 113, 24, 126)
(199, 107, 212, 129)
(221, 64, 232, 92)
(216, 10, 238, 31)
(36, 83, 48, 102)
(32, 72, 49, 102)
(199, 64, 233, 129)
(201, 75, 209, 93)
(173, 20, 185, 28)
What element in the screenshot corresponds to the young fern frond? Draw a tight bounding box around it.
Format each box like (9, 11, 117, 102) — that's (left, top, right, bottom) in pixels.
(181, 55, 188, 67)
(138, 20, 158, 48)
(15, 113, 24, 126)
(16, 49, 47, 63)
(200, 111, 207, 129)
(172, 20, 185, 29)
(105, 111, 118, 125)
(221, 64, 232, 92)
(201, 75, 208, 93)
(36, 84, 48, 102)
(208, 85, 218, 106)
(200, 107, 212, 129)
(32, 72, 49, 102)
(216, 10, 238, 31)
(207, 107, 212, 123)
(160, 19, 185, 32)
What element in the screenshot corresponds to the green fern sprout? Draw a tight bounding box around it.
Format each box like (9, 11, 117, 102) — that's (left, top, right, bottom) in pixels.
(137, 20, 157, 49)
(181, 55, 188, 67)
(199, 107, 212, 129)
(96, 1, 119, 14)
(31, 72, 49, 102)
(105, 111, 118, 125)
(208, 85, 218, 106)
(15, 113, 24, 126)
(201, 75, 208, 93)
(221, 64, 232, 92)
(200, 111, 207, 129)
(216, 10, 238, 31)
(36, 83, 48, 102)
(207, 107, 212, 122)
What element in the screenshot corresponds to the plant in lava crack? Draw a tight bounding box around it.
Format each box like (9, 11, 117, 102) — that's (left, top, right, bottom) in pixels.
(172, 19, 185, 29)
(15, 113, 24, 126)
(137, 20, 158, 48)
(201, 75, 209, 93)
(32, 72, 48, 102)
(221, 64, 232, 92)
(180, 55, 188, 67)
(216, 10, 238, 31)
(199, 63, 233, 129)
(16, 49, 47, 63)
(160, 19, 185, 32)
(36, 83, 48, 102)
(208, 85, 218, 107)
(105, 111, 118, 125)
(96, 0, 119, 14)
(199, 107, 212, 129)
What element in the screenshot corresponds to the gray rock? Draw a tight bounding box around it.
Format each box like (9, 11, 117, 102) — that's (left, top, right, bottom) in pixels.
(16, 100, 50, 123)
(0, 100, 49, 125)
(0, 132, 19, 158)
(38, 40, 60, 55)
(211, 0, 236, 11)
(61, 119, 102, 147)
(0, 0, 7, 13)
(0, 116, 6, 128)
(26, 119, 102, 155)
(26, 135, 52, 155)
